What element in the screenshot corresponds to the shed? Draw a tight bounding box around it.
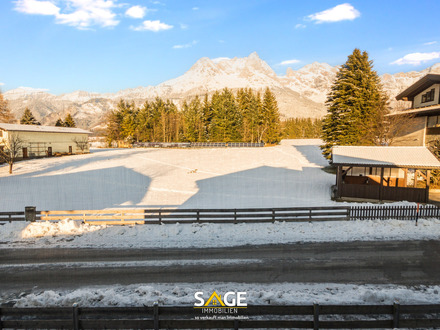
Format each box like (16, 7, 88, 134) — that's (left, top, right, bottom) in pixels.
(331, 146, 440, 203)
(0, 123, 92, 158)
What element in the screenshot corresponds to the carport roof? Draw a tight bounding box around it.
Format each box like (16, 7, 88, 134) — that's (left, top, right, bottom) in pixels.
(0, 123, 91, 134)
(332, 146, 440, 169)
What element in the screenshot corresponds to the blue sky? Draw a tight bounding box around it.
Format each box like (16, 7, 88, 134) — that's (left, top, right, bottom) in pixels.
(1, 0, 440, 95)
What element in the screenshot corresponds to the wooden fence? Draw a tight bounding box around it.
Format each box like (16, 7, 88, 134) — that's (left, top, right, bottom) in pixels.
(37, 206, 351, 225)
(1, 205, 439, 225)
(132, 142, 265, 148)
(1, 303, 439, 329)
(350, 204, 440, 220)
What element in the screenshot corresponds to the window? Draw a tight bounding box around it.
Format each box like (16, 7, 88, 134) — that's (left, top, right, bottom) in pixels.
(428, 115, 440, 128)
(421, 88, 435, 103)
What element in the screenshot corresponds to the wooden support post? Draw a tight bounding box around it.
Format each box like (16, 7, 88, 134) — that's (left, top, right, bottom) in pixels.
(426, 170, 431, 203)
(72, 303, 79, 330)
(336, 166, 342, 198)
(393, 301, 400, 329)
(153, 302, 159, 330)
(25, 206, 36, 222)
(403, 168, 408, 187)
(379, 168, 384, 202)
(313, 302, 320, 330)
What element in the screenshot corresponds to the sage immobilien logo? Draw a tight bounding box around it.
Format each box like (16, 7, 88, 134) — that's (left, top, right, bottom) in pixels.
(194, 291, 247, 314)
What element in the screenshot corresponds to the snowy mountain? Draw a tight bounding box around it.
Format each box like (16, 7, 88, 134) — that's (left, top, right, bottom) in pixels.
(3, 52, 440, 130)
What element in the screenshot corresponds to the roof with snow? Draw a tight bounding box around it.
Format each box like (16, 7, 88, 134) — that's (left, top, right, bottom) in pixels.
(0, 123, 91, 134)
(331, 146, 440, 169)
(395, 74, 440, 101)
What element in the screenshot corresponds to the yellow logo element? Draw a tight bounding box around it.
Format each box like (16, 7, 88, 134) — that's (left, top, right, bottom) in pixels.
(204, 291, 225, 307)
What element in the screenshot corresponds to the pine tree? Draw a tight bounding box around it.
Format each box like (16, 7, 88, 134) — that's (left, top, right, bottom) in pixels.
(0, 92, 14, 123)
(210, 88, 242, 142)
(321, 48, 388, 158)
(261, 88, 281, 144)
(64, 113, 76, 127)
(182, 96, 204, 142)
(55, 119, 64, 126)
(20, 108, 40, 125)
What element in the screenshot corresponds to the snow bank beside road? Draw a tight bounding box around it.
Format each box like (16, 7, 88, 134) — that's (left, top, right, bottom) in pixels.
(1, 218, 439, 249)
(10, 282, 440, 307)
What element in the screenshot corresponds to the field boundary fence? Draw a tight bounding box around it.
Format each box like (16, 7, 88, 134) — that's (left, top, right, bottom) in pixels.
(1, 303, 440, 329)
(1, 205, 439, 225)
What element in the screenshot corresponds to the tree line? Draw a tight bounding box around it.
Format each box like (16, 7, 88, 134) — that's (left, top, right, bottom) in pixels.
(105, 87, 284, 145)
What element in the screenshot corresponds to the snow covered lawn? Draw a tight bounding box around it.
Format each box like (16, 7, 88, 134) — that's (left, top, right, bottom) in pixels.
(1, 218, 439, 249)
(0, 139, 336, 210)
(10, 282, 440, 307)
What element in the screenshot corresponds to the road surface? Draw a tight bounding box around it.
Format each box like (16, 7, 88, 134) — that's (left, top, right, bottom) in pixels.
(1, 240, 439, 296)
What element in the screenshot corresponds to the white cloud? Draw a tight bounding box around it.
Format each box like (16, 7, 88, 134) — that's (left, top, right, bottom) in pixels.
(131, 20, 173, 32)
(125, 5, 147, 19)
(0, 82, 4, 86)
(192, 7, 199, 10)
(295, 23, 306, 29)
(173, 40, 197, 49)
(308, 3, 360, 23)
(279, 59, 301, 65)
(14, 0, 60, 16)
(391, 52, 440, 65)
(424, 41, 438, 46)
(14, 0, 119, 29)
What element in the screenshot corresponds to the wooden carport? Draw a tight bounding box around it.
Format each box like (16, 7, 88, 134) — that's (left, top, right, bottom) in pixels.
(331, 146, 440, 203)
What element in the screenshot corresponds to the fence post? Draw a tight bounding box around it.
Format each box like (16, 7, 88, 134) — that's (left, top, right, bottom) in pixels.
(272, 209, 275, 223)
(153, 302, 159, 330)
(313, 302, 319, 330)
(234, 209, 237, 224)
(197, 210, 200, 222)
(24, 206, 36, 222)
(393, 301, 400, 328)
(234, 319, 239, 330)
(72, 303, 79, 330)
(309, 209, 312, 222)
(158, 211, 162, 224)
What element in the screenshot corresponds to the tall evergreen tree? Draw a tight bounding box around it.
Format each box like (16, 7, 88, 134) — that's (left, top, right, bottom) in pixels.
(210, 88, 243, 142)
(55, 119, 64, 126)
(64, 113, 76, 127)
(321, 48, 388, 158)
(0, 92, 14, 123)
(261, 88, 281, 143)
(20, 108, 40, 125)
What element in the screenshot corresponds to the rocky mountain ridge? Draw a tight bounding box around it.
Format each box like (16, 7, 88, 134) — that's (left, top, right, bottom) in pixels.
(4, 52, 440, 130)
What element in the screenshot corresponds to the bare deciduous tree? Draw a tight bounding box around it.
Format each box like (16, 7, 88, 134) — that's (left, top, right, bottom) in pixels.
(0, 133, 25, 174)
(73, 137, 89, 153)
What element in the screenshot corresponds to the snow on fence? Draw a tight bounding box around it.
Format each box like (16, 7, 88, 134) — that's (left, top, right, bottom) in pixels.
(1, 205, 439, 225)
(2, 303, 440, 329)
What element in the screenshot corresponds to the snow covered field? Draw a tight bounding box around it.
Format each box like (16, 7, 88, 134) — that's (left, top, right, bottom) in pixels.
(0, 139, 335, 210)
(10, 282, 440, 307)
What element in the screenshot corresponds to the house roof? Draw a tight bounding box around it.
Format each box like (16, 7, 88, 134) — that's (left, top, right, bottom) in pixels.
(387, 104, 440, 117)
(331, 146, 440, 169)
(395, 74, 440, 101)
(0, 123, 92, 134)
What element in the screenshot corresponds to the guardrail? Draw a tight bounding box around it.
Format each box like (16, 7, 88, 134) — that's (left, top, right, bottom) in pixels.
(1, 303, 439, 329)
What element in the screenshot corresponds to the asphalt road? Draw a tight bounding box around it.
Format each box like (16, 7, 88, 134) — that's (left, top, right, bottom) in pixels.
(1, 240, 439, 295)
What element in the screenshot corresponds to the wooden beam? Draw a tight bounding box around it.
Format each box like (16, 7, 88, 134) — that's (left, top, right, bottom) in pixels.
(379, 167, 384, 202)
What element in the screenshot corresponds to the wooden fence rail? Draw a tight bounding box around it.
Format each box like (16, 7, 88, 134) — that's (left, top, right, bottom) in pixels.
(1, 205, 439, 224)
(1, 303, 440, 329)
(37, 206, 351, 225)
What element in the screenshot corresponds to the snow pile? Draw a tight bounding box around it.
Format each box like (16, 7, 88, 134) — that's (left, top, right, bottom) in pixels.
(1, 218, 439, 249)
(10, 283, 440, 307)
(20, 219, 104, 239)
